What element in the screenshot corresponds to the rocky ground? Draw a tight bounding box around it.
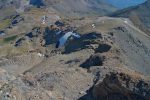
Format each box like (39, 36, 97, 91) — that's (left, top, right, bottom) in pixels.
(0, 0, 150, 100)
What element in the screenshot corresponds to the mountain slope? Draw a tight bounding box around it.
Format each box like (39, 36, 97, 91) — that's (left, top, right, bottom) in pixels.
(43, 0, 117, 17)
(0, 16, 150, 100)
(111, 0, 150, 35)
(0, 0, 117, 17)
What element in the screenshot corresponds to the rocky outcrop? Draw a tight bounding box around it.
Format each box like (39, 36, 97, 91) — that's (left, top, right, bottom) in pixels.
(80, 53, 105, 69)
(93, 72, 150, 100)
(95, 44, 111, 53)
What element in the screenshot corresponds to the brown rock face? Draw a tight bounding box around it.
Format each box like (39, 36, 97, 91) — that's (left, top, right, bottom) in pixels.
(93, 72, 150, 100)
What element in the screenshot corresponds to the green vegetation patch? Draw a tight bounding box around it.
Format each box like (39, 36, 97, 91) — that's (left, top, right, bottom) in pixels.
(3, 35, 18, 43)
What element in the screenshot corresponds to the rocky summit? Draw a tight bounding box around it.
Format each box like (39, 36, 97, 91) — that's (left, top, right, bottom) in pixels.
(0, 0, 150, 100)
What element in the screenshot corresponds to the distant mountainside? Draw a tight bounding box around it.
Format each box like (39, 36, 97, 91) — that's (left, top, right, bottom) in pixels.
(41, 0, 118, 17)
(111, 0, 150, 35)
(0, 0, 29, 20)
(0, 0, 117, 17)
(104, 0, 146, 9)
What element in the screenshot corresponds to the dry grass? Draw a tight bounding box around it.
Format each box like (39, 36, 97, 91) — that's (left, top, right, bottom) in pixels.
(0, 34, 28, 57)
(0, 19, 11, 30)
(0, 44, 28, 57)
(77, 18, 123, 34)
